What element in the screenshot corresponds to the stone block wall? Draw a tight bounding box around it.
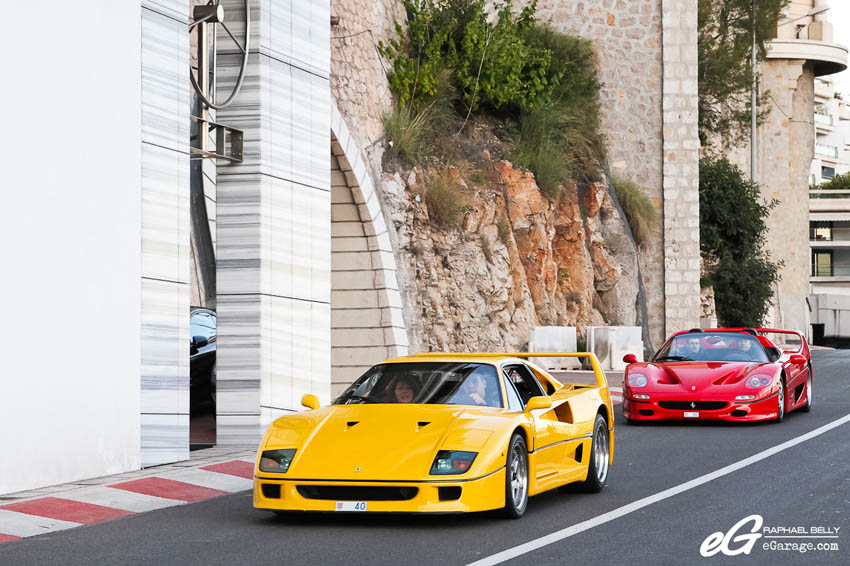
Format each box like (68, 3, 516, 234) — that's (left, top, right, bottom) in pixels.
(660, 0, 701, 335)
(330, 0, 703, 349)
(535, 0, 701, 344)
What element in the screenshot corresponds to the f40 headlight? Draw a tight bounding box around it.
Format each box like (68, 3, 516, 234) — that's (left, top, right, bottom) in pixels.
(430, 450, 477, 475)
(259, 449, 296, 473)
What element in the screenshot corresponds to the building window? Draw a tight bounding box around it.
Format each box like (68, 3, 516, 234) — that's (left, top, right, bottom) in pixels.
(810, 221, 833, 241)
(822, 166, 836, 180)
(812, 250, 833, 277)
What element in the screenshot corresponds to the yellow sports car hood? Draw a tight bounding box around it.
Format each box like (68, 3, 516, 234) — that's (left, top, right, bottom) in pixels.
(263, 404, 499, 481)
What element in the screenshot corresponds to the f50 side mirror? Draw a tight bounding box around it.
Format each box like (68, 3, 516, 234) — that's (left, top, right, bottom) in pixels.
(301, 393, 320, 410)
(525, 396, 552, 413)
(789, 354, 806, 365)
(623, 353, 638, 364)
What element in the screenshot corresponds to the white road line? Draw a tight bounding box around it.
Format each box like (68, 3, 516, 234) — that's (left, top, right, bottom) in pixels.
(0, 510, 80, 537)
(159, 468, 253, 493)
(61, 485, 184, 513)
(466, 412, 850, 566)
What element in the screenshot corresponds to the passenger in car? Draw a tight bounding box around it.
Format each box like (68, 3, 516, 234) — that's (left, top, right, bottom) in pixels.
(451, 369, 499, 407)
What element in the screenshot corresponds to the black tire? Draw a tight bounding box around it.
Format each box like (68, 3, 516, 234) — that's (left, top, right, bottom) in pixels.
(502, 433, 529, 519)
(579, 414, 610, 493)
(800, 365, 813, 413)
(773, 377, 786, 423)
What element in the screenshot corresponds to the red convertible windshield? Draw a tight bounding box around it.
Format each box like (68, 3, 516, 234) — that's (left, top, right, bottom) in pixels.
(334, 362, 503, 407)
(653, 333, 769, 363)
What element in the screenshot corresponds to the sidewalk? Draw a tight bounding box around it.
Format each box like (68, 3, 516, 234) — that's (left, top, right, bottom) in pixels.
(0, 445, 256, 544)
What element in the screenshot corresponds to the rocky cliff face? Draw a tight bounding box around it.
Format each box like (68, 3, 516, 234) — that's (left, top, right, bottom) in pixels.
(381, 154, 641, 352)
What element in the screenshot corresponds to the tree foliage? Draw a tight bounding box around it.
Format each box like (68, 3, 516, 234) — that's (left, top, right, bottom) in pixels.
(699, 157, 781, 326)
(698, 0, 788, 146)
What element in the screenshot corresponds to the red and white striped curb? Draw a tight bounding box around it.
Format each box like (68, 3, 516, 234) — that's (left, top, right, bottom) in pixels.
(0, 459, 254, 543)
(611, 386, 623, 405)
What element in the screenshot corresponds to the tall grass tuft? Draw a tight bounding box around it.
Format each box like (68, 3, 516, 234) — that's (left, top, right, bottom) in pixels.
(425, 169, 464, 228)
(382, 104, 433, 162)
(612, 176, 658, 246)
(510, 101, 604, 201)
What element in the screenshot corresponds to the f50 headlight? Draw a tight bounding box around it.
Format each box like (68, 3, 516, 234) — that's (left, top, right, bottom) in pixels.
(259, 449, 296, 473)
(627, 373, 648, 388)
(745, 374, 773, 389)
(430, 450, 477, 475)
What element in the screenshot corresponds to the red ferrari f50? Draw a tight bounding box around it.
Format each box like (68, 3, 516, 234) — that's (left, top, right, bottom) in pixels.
(622, 328, 812, 423)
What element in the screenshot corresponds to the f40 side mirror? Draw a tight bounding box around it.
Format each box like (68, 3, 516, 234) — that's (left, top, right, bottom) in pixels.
(301, 393, 320, 410)
(524, 396, 552, 413)
(623, 353, 638, 364)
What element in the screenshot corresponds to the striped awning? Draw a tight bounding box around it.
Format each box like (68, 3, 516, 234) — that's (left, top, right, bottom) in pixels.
(810, 213, 850, 222)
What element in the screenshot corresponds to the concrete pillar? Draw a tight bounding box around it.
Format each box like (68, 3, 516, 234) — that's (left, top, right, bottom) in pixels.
(215, 0, 331, 443)
(757, 60, 814, 333)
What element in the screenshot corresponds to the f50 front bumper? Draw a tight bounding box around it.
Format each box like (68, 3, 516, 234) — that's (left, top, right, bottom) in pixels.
(622, 391, 780, 422)
(253, 468, 507, 513)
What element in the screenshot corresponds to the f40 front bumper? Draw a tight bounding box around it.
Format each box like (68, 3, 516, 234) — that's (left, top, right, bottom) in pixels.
(253, 468, 507, 513)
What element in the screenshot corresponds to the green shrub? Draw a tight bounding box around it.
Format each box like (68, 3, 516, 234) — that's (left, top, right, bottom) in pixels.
(378, 0, 601, 117)
(699, 157, 775, 260)
(817, 172, 850, 191)
(379, 0, 605, 200)
(425, 169, 464, 227)
(712, 253, 779, 327)
(699, 156, 781, 326)
(612, 177, 658, 246)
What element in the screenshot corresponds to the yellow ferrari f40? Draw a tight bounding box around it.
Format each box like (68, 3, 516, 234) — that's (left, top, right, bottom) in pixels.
(253, 353, 615, 518)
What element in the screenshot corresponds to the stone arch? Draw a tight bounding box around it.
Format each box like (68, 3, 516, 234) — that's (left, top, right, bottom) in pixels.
(330, 104, 408, 397)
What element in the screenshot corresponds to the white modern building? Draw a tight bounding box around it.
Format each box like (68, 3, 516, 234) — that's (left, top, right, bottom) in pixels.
(0, 0, 409, 496)
(811, 77, 850, 185)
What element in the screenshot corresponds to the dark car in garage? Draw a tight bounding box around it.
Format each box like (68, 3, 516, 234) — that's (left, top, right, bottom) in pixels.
(190, 308, 216, 407)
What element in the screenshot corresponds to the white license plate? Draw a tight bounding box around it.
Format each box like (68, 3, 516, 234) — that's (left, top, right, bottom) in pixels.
(684, 411, 700, 418)
(335, 501, 368, 512)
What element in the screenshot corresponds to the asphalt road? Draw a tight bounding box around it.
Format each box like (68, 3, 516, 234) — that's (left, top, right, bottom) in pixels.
(2, 351, 848, 566)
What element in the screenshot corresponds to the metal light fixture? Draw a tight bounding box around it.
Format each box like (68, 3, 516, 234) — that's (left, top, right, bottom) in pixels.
(189, 0, 251, 163)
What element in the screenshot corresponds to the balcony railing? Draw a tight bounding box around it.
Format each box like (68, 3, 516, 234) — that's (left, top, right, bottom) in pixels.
(812, 265, 850, 277)
(815, 143, 840, 158)
(814, 113, 834, 126)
